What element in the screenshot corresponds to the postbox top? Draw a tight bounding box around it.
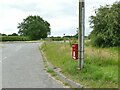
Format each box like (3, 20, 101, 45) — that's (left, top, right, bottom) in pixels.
(72, 44, 78, 47)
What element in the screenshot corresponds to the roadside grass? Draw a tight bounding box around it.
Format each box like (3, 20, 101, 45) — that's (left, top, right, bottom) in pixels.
(46, 68, 57, 77)
(39, 48, 72, 88)
(41, 41, 118, 88)
(46, 67, 73, 88)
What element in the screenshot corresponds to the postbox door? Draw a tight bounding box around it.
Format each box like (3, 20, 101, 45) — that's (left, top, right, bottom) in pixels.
(72, 44, 78, 60)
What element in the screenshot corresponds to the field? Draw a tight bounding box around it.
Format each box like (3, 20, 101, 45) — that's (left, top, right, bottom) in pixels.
(41, 40, 118, 88)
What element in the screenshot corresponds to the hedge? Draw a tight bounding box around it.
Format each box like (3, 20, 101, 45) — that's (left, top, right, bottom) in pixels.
(49, 37, 63, 41)
(0, 36, 30, 41)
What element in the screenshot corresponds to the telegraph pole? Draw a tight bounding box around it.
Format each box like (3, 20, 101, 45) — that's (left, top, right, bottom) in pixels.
(78, 0, 85, 69)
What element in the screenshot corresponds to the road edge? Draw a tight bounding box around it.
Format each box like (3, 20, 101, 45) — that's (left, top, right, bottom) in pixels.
(39, 45, 84, 88)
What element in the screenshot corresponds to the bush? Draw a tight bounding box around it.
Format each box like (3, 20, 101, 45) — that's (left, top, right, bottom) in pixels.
(91, 34, 118, 47)
(89, 2, 120, 47)
(50, 37, 63, 41)
(0, 36, 30, 41)
(91, 35, 105, 47)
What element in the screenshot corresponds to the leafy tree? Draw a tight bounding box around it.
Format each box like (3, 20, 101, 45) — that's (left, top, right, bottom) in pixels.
(11, 33, 18, 36)
(74, 33, 78, 38)
(89, 1, 120, 47)
(8, 34, 12, 36)
(1, 34, 7, 36)
(17, 15, 51, 40)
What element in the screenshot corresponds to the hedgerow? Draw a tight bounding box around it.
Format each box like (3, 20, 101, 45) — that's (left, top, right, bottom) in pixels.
(0, 36, 30, 41)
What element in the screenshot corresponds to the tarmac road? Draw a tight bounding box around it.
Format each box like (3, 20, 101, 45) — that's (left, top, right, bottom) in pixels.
(2, 42, 63, 88)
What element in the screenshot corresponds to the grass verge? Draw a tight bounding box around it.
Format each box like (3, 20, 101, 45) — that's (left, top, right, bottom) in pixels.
(39, 48, 73, 88)
(41, 41, 118, 88)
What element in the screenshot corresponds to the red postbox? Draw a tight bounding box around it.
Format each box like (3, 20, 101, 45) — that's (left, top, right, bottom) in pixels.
(72, 44, 78, 60)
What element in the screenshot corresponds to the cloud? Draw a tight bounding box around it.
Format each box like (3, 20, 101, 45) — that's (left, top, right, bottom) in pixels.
(48, 16, 77, 36)
(0, 0, 118, 36)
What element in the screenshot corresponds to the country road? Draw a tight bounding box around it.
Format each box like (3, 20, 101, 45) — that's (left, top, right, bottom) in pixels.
(1, 42, 63, 88)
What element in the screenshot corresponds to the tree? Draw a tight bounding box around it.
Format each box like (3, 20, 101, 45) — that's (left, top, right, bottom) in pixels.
(11, 33, 18, 36)
(89, 1, 120, 47)
(17, 15, 51, 40)
(1, 34, 7, 36)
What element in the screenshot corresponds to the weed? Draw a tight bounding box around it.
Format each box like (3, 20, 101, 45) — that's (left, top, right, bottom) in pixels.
(47, 68, 57, 77)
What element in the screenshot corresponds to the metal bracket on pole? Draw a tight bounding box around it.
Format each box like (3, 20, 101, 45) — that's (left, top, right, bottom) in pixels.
(78, 0, 85, 70)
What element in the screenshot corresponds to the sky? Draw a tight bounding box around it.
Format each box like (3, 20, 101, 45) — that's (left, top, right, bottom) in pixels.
(0, 0, 118, 36)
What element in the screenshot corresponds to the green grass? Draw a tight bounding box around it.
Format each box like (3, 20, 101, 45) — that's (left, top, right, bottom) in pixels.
(46, 68, 57, 77)
(41, 41, 118, 88)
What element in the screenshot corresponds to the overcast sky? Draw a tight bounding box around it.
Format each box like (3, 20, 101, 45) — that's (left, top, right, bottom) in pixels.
(0, 0, 118, 36)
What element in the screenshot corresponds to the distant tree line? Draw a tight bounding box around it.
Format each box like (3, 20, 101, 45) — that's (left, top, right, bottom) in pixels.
(0, 33, 30, 41)
(89, 1, 120, 47)
(1, 36, 30, 41)
(0, 33, 18, 36)
(47, 35, 88, 41)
